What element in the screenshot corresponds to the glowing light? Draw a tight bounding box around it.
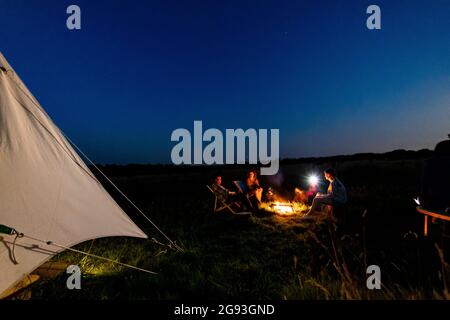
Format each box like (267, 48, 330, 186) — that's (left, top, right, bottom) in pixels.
(259, 201, 310, 216)
(308, 175, 319, 186)
(272, 202, 294, 215)
(414, 197, 420, 205)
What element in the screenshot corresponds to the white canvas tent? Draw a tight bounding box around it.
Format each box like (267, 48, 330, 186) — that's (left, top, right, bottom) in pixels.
(0, 52, 148, 296)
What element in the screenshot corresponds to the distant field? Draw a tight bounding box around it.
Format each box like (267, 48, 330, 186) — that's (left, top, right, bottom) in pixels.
(14, 157, 450, 300)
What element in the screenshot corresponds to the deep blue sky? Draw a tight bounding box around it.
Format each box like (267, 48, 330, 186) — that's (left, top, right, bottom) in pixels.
(1, 0, 449, 164)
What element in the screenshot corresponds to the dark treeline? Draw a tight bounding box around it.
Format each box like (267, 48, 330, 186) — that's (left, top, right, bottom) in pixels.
(90, 148, 433, 177)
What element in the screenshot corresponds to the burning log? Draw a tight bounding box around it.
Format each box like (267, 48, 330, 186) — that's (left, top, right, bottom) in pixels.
(260, 200, 309, 216)
(271, 202, 294, 215)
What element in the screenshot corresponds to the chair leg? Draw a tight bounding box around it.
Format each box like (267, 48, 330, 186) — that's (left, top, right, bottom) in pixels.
(217, 202, 237, 214)
(215, 201, 240, 214)
(224, 204, 237, 214)
(424, 215, 428, 237)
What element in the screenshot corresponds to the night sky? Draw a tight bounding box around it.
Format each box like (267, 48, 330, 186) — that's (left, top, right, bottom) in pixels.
(1, 0, 449, 164)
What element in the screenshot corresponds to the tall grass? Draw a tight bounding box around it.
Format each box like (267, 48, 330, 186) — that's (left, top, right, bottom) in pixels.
(10, 159, 450, 300)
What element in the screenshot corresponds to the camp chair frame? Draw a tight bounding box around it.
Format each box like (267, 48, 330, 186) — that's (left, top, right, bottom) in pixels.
(233, 180, 254, 197)
(417, 206, 450, 236)
(232, 180, 258, 206)
(207, 185, 241, 214)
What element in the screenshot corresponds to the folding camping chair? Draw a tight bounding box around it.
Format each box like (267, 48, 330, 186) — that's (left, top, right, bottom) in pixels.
(233, 180, 260, 209)
(207, 185, 240, 214)
(233, 180, 247, 194)
(207, 185, 252, 216)
(233, 180, 257, 199)
(416, 206, 450, 236)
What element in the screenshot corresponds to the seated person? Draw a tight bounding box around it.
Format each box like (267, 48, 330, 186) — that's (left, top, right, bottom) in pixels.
(211, 175, 252, 211)
(265, 187, 276, 202)
(211, 175, 236, 203)
(246, 170, 263, 204)
(305, 168, 347, 215)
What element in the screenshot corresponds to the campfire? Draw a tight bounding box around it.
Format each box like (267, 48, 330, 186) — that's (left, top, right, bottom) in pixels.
(271, 202, 294, 215)
(258, 185, 312, 216)
(260, 200, 309, 216)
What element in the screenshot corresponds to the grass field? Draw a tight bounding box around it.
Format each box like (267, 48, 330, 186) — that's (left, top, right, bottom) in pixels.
(13, 156, 450, 300)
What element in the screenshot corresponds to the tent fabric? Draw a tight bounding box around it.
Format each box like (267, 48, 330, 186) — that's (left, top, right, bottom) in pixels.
(0, 52, 147, 295)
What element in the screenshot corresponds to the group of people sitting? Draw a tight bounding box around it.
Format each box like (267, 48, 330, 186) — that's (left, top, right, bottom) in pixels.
(211, 168, 348, 216)
(211, 170, 263, 211)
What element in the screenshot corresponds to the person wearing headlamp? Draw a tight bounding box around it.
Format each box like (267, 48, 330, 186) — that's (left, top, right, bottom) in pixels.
(305, 168, 347, 216)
